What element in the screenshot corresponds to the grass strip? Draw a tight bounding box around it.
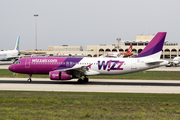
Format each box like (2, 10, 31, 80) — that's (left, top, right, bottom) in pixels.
(0, 91, 180, 119)
(1, 69, 180, 80)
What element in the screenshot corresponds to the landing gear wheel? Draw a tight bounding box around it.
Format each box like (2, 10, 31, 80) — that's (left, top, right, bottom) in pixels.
(78, 78, 84, 84)
(27, 78, 32, 82)
(83, 77, 89, 83)
(27, 74, 32, 82)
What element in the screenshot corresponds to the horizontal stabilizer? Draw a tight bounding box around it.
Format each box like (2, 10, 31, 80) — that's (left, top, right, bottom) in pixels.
(145, 60, 165, 64)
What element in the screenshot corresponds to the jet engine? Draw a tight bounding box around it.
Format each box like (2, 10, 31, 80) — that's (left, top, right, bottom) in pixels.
(49, 71, 72, 80)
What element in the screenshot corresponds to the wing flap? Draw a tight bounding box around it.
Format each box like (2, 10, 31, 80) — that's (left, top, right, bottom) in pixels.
(54, 66, 82, 72)
(84, 69, 100, 76)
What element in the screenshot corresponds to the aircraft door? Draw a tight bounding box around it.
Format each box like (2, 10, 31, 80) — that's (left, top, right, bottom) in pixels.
(25, 59, 31, 68)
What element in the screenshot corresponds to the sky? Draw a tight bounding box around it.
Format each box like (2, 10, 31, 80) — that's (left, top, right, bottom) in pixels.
(0, 0, 180, 50)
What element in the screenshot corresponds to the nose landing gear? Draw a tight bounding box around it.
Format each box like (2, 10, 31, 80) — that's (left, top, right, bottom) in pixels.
(27, 74, 32, 82)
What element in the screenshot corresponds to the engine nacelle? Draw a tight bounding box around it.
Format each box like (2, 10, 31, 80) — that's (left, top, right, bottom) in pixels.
(49, 71, 71, 80)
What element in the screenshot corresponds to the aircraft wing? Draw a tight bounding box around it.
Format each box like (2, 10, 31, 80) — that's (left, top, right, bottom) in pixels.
(6, 56, 19, 60)
(6, 56, 17, 59)
(54, 65, 100, 76)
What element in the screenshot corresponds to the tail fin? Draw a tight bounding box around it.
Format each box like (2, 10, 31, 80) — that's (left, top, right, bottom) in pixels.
(14, 36, 20, 52)
(124, 44, 133, 57)
(134, 32, 166, 59)
(127, 44, 132, 53)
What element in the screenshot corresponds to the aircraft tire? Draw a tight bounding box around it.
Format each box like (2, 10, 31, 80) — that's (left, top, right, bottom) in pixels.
(84, 78, 89, 83)
(78, 78, 84, 84)
(27, 78, 32, 82)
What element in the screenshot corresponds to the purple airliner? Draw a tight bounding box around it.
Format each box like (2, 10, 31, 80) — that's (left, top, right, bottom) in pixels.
(9, 32, 168, 83)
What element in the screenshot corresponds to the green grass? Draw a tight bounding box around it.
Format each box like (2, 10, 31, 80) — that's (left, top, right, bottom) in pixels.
(0, 91, 180, 119)
(1, 69, 180, 119)
(1, 69, 180, 80)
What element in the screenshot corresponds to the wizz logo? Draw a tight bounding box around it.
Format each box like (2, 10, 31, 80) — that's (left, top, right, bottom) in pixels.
(98, 60, 124, 71)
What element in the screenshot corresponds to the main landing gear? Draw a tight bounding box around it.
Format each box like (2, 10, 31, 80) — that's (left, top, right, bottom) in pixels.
(27, 74, 32, 82)
(77, 76, 89, 84)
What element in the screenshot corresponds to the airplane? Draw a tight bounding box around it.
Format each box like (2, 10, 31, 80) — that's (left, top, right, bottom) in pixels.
(165, 47, 180, 67)
(172, 47, 180, 66)
(0, 36, 20, 62)
(172, 56, 180, 66)
(9, 32, 168, 83)
(100, 45, 133, 58)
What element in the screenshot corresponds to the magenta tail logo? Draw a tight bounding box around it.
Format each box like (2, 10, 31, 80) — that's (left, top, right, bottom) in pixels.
(98, 60, 124, 71)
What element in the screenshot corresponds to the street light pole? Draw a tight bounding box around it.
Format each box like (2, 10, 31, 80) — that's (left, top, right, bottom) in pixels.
(34, 14, 39, 51)
(116, 38, 121, 52)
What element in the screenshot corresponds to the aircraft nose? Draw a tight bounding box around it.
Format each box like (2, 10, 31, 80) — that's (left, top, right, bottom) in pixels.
(8, 65, 15, 72)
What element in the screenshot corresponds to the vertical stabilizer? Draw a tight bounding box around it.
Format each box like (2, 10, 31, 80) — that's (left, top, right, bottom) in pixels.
(15, 36, 20, 52)
(134, 32, 166, 59)
(127, 44, 132, 53)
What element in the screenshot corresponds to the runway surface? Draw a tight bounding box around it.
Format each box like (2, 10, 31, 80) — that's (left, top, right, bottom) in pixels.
(1, 78, 180, 93)
(0, 61, 180, 93)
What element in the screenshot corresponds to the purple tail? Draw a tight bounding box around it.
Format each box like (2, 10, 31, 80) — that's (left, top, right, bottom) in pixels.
(134, 32, 167, 58)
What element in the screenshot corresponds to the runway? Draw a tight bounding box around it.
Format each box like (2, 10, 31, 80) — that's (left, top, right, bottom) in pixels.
(0, 61, 180, 93)
(1, 78, 180, 93)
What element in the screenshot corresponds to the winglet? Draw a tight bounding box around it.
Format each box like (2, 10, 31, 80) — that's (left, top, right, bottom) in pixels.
(134, 32, 166, 58)
(15, 36, 20, 51)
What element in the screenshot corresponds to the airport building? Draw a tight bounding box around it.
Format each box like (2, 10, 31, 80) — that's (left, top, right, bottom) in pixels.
(20, 34, 179, 59)
(47, 45, 88, 57)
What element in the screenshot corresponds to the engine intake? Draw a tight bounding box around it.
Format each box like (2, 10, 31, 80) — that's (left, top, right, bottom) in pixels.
(49, 71, 71, 80)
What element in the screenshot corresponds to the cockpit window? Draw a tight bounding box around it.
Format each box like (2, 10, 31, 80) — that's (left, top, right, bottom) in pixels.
(15, 61, 21, 64)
